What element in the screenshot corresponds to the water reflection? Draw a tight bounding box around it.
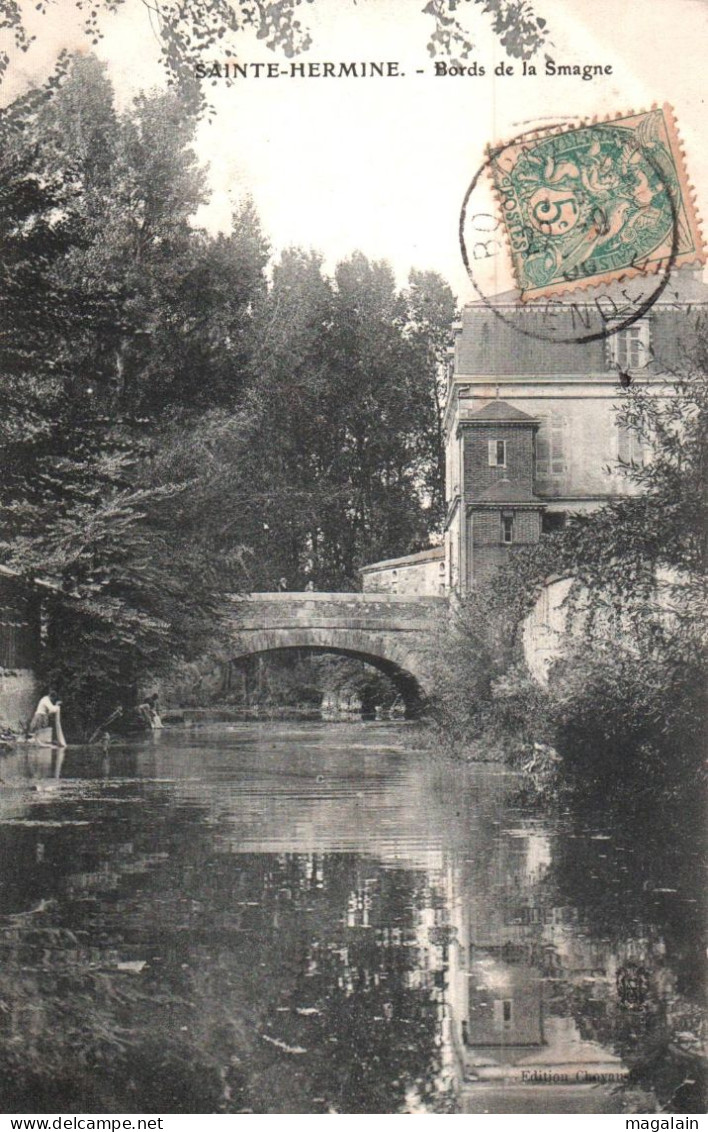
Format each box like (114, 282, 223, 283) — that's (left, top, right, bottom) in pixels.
(0, 724, 703, 1113)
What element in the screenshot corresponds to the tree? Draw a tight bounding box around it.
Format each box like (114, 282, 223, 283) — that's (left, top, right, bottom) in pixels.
(403, 270, 457, 528)
(235, 249, 451, 592)
(238, 247, 341, 589)
(0, 57, 268, 730)
(531, 356, 708, 793)
(327, 252, 431, 578)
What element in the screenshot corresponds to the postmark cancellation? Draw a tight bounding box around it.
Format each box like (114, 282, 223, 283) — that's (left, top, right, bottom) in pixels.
(488, 105, 705, 302)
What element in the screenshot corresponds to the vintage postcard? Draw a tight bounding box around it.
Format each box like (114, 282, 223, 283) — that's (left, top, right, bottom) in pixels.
(0, 0, 705, 1120)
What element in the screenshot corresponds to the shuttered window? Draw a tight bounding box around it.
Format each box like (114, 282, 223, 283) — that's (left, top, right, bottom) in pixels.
(535, 415, 567, 477)
(610, 322, 649, 370)
(618, 425, 648, 466)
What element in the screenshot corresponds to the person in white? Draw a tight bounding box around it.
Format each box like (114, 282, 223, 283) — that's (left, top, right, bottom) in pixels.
(137, 693, 163, 730)
(30, 689, 67, 747)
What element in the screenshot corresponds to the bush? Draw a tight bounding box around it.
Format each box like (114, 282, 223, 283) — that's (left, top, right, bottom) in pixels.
(544, 633, 706, 805)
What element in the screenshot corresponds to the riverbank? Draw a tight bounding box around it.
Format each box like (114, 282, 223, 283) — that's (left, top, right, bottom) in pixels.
(163, 705, 322, 725)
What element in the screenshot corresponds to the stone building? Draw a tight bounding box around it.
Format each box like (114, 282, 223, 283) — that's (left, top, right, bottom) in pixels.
(362, 269, 707, 596)
(359, 546, 446, 596)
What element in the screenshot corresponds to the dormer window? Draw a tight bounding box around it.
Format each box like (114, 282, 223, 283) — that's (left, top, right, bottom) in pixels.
(489, 439, 507, 467)
(609, 321, 650, 371)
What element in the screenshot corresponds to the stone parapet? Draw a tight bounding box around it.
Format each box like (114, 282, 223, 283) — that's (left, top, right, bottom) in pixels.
(228, 593, 447, 630)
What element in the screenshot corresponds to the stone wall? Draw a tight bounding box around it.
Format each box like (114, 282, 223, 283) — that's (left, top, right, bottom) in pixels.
(360, 549, 446, 595)
(522, 569, 688, 685)
(0, 571, 41, 726)
(0, 668, 38, 727)
(522, 578, 575, 685)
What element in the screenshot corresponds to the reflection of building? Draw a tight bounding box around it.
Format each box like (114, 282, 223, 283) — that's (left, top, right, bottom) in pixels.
(439, 816, 629, 1112)
(362, 270, 708, 596)
(466, 956, 543, 1048)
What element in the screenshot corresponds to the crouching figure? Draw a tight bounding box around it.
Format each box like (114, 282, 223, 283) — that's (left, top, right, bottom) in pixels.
(29, 689, 67, 747)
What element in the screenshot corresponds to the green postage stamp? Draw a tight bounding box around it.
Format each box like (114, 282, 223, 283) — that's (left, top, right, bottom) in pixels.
(488, 105, 705, 301)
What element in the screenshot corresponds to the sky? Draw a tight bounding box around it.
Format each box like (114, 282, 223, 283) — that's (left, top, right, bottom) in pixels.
(2, 0, 707, 300)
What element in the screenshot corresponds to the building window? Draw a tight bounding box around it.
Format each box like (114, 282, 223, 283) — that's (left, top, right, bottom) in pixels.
(446, 352, 455, 387)
(489, 439, 506, 467)
(617, 425, 649, 466)
(501, 515, 514, 544)
(536, 415, 567, 478)
(609, 321, 650, 371)
(494, 999, 514, 1029)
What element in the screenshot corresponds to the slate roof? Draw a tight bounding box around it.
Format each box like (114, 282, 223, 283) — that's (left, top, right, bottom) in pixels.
(465, 399, 538, 423)
(465, 267, 708, 308)
(359, 545, 445, 572)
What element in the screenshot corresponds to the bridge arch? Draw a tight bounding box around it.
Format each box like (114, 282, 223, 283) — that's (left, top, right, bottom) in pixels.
(227, 630, 429, 714)
(225, 592, 444, 715)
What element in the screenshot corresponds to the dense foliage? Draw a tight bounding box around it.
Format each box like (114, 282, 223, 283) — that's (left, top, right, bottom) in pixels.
(235, 252, 454, 589)
(0, 56, 454, 732)
(0, 58, 266, 728)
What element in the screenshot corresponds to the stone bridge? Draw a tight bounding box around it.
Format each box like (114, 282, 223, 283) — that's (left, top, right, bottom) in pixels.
(225, 593, 448, 710)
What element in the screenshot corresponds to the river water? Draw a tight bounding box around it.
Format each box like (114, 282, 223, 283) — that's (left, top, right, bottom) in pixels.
(0, 723, 704, 1114)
